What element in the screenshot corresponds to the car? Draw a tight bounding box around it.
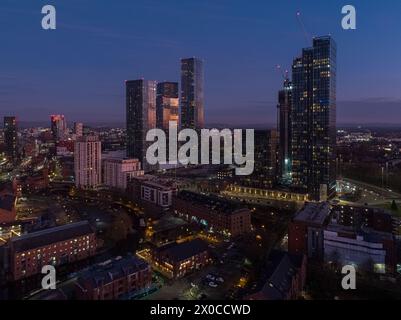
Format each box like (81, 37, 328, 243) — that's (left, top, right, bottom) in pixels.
(208, 282, 218, 288)
(216, 277, 224, 283)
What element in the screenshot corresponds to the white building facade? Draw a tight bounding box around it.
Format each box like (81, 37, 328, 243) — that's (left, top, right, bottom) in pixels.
(324, 229, 387, 273)
(103, 158, 144, 190)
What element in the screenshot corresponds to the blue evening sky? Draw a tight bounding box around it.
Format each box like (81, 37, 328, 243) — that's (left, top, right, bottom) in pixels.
(1, 0, 401, 126)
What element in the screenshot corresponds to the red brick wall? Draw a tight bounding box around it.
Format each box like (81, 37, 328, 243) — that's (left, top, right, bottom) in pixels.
(77, 265, 152, 300)
(288, 221, 307, 255)
(173, 197, 251, 236)
(11, 233, 97, 280)
(0, 207, 16, 223)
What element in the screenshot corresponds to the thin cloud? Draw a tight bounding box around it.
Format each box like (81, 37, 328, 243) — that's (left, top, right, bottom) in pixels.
(58, 23, 181, 48)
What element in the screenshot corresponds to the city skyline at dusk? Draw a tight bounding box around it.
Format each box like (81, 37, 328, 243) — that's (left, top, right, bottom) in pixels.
(2, 0, 401, 307)
(1, 0, 401, 125)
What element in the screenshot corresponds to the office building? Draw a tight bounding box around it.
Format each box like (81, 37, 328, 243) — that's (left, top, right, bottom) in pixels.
(4, 116, 18, 161)
(74, 135, 102, 189)
(128, 175, 176, 213)
(126, 79, 156, 172)
(180, 58, 204, 129)
(324, 205, 397, 274)
(289, 202, 397, 274)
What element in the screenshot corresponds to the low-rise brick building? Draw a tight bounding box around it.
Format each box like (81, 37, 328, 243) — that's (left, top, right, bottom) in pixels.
(152, 239, 210, 279)
(8, 221, 96, 280)
(245, 250, 307, 300)
(173, 191, 252, 237)
(75, 255, 152, 300)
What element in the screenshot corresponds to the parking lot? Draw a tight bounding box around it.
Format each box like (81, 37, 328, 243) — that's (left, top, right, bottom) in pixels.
(145, 241, 246, 300)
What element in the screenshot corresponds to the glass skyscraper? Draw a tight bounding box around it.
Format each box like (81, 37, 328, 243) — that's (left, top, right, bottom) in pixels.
(156, 81, 179, 130)
(291, 36, 337, 201)
(50, 114, 67, 142)
(126, 79, 156, 172)
(4, 116, 18, 162)
(180, 57, 204, 129)
(277, 78, 293, 184)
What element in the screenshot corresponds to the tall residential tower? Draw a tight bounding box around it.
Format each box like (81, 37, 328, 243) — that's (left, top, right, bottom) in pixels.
(126, 79, 156, 172)
(74, 135, 102, 189)
(156, 81, 179, 130)
(50, 114, 67, 141)
(180, 58, 204, 129)
(291, 36, 337, 201)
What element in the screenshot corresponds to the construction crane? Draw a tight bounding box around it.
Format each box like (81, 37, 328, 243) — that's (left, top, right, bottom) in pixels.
(296, 11, 312, 45)
(276, 64, 289, 81)
(274, 11, 311, 83)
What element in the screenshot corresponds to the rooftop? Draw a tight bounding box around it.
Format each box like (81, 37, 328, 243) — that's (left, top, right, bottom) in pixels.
(251, 250, 304, 300)
(103, 157, 140, 164)
(293, 202, 330, 226)
(152, 215, 187, 233)
(10, 221, 94, 253)
(156, 238, 208, 262)
(326, 223, 394, 242)
(77, 255, 149, 288)
(176, 190, 248, 215)
(132, 175, 177, 190)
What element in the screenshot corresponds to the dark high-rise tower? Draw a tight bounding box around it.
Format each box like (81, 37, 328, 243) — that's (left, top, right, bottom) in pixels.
(156, 82, 179, 130)
(50, 114, 67, 142)
(244, 129, 279, 189)
(126, 79, 156, 172)
(277, 78, 293, 183)
(291, 36, 337, 201)
(4, 116, 18, 161)
(180, 57, 204, 129)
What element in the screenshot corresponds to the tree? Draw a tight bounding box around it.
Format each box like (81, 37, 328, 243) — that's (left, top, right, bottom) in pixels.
(391, 200, 398, 211)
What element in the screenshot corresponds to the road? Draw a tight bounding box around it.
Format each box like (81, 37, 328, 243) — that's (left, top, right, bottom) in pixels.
(337, 178, 401, 213)
(342, 178, 401, 199)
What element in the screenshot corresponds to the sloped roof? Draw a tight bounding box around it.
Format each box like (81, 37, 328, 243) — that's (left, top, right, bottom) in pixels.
(10, 221, 94, 252)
